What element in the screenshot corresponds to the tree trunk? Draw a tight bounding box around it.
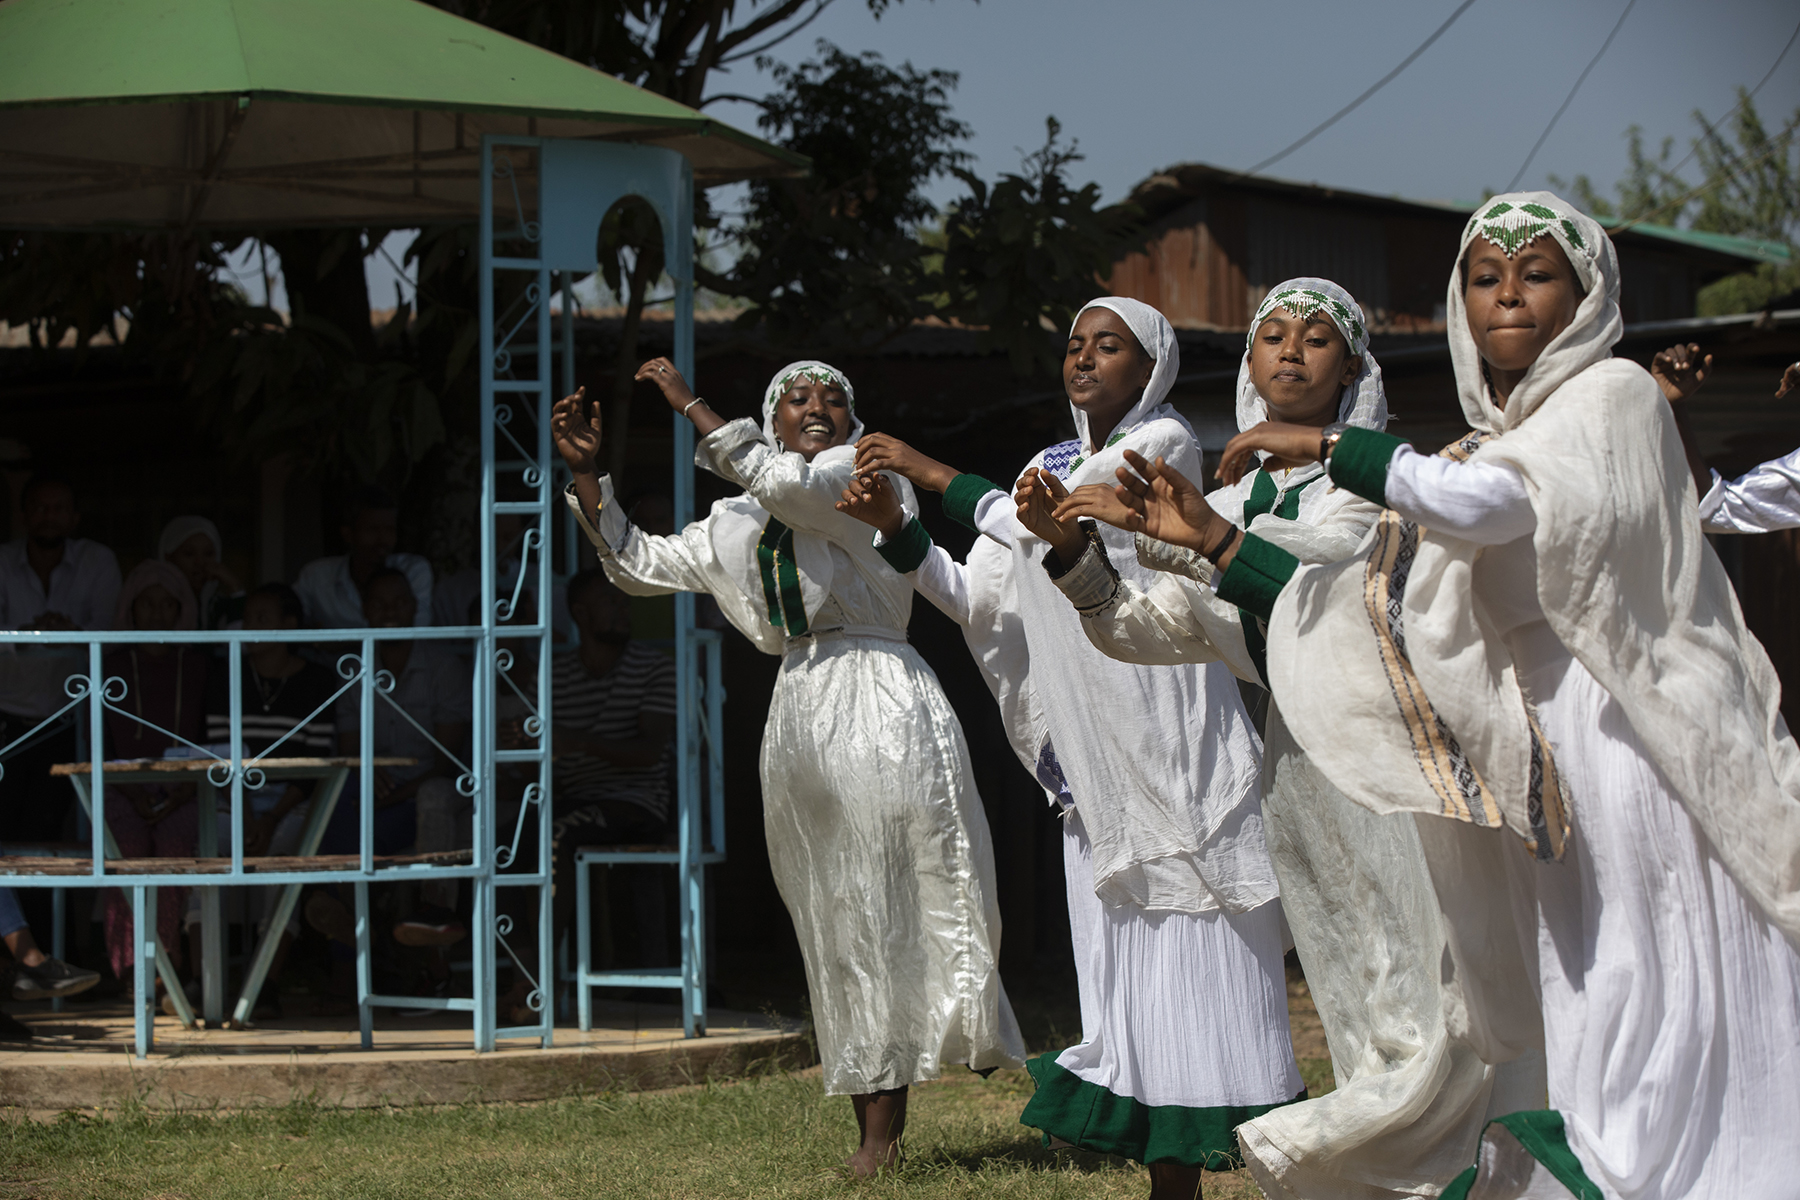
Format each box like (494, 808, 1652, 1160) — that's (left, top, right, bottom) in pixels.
(606, 247, 658, 486)
(264, 230, 378, 357)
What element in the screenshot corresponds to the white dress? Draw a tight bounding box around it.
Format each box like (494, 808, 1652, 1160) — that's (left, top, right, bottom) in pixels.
(888, 422, 1300, 1167)
(1055, 459, 1542, 1199)
(1382, 444, 1800, 1200)
(567, 418, 1024, 1095)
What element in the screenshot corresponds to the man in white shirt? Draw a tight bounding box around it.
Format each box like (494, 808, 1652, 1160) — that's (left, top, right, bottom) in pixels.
(292, 485, 432, 630)
(0, 473, 122, 928)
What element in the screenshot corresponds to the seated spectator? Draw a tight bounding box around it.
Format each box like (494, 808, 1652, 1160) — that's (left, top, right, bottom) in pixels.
(496, 569, 676, 1021)
(323, 567, 470, 858)
(159, 515, 245, 631)
(0, 472, 120, 877)
(398, 591, 540, 952)
(432, 512, 527, 629)
(293, 486, 432, 630)
(189, 582, 338, 1017)
(101, 561, 206, 985)
(0, 885, 99, 1041)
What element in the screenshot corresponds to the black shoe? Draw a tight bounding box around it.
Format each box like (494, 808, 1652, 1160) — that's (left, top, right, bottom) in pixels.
(11, 957, 100, 1001)
(396, 975, 451, 1019)
(0, 1010, 32, 1042)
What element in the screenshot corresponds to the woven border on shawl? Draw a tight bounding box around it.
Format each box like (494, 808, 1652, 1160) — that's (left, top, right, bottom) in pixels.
(1358, 430, 1570, 860)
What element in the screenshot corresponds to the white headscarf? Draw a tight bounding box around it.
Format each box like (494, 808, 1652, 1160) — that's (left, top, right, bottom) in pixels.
(1449, 192, 1619, 433)
(1068, 297, 1180, 454)
(761, 360, 863, 446)
(157, 515, 222, 562)
(1235, 277, 1388, 434)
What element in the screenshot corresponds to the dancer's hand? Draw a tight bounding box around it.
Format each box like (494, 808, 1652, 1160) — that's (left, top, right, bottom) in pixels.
(1652, 342, 1712, 404)
(1053, 483, 1138, 530)
(1777, 362, 1800, 399)
(855, 433, 958, 493)
(1015, 468, 1086, 568)
(1114, 450, 1236, 560)
(552, 387, 602, 474)
(1218, 421, 1321, 485)
(635, 357, 697, 411)
(836, 471, 908, 540)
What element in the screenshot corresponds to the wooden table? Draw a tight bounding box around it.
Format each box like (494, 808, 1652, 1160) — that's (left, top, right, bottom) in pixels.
(48, 756, 415, 1031)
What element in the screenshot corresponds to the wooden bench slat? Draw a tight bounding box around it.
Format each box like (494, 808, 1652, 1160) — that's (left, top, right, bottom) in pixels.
(0, 850, 474, 876)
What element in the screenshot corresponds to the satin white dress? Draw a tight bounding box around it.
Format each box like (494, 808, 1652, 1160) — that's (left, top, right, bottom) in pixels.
(568, 418, 1023, 1095)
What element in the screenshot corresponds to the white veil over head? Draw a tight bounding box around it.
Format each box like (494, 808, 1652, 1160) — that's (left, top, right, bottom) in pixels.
(1235, 277, 1388, 434)
(1447, 192, 1619, 432)
(1067, 297, 1181, 454)
(761, 360, 864, 446)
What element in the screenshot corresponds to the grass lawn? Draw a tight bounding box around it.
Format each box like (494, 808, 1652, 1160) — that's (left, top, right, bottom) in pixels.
(0, 973, 1334, 1200)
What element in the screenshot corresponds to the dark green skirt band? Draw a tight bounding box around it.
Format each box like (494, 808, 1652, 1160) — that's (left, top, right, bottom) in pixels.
(1442, 1111, 1604, 1200)
(1019, 1054, 1303, 1170)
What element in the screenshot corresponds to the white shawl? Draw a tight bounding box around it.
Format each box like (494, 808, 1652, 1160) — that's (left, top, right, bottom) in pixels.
(1267, 193, 1800, 941)
(1008, 298, 1270, 913)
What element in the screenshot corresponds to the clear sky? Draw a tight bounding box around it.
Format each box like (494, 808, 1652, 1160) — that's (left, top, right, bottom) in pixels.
(231, 0, 1799, 309)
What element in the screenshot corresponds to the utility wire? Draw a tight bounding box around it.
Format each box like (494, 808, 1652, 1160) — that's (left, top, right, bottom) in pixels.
(1507, 0, 1640, 191)
(1630, 14, 1800, 211)
(1611, 131, 1795, 235)
(1240, 0, 1479, 178)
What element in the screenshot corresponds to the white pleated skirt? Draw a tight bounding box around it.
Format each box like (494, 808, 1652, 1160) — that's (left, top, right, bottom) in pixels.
(1524, 654, 1800, 1200)
(1056, 806, 1300, 1110)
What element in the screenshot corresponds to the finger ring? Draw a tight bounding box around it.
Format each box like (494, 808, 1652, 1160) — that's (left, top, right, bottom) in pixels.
(657, 366, 665, 373)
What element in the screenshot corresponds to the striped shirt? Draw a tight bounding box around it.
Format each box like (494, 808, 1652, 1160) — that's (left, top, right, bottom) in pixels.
(551, 643, 678, 820)
(205, 659, 341, 814)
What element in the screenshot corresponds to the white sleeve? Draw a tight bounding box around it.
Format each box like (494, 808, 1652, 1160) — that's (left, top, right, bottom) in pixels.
(1697, 447, 1800, 533)
(696, 418, 873, 542)
(563, 479, 718, 598)
(1383, 444, 1536, 546)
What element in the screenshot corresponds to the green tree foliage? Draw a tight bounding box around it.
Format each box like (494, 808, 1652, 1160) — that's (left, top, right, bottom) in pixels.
(937, 118, 1140, 375)
(717, 42, 971, 347)
(1553, 92, 1800, 314)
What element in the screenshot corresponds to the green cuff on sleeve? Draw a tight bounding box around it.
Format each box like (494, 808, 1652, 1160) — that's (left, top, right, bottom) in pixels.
(1326, 426, 1408, 505)
(875, 516, 932, 574)
(944, 473, 1002, 531)
(1216, 533, 1300, 622)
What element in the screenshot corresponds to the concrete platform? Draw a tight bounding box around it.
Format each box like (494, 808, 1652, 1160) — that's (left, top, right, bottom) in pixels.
(0, 999, 813, 1110)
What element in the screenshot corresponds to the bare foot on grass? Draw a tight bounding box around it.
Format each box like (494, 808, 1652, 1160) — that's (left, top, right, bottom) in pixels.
(844, 1087, 907, 1178)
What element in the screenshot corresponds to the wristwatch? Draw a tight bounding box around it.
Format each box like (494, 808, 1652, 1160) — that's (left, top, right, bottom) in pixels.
(1319, 421, 1350, 463)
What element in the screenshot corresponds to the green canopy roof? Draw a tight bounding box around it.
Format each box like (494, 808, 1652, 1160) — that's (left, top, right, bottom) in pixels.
(0, 0, 805, 230)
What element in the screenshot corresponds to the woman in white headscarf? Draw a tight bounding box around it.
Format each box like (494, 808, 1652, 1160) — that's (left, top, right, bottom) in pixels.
(1050, 280, 1538, 1199)
(158, 515, 244, 630)
(552, 356, 1023, 1177)
(843, 297, 1300, 1197)
(1131, 196, 1800, 1199)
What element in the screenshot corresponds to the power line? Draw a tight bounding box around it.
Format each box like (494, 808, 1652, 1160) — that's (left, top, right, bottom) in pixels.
(1507, 0, 1640, 191)
(1239, 0, 1479, 179)
(1645, 15, 1800, 198)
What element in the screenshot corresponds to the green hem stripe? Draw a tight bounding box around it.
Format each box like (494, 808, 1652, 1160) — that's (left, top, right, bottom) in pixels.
(1216, 533, 1298, 623)
(1327, 426, 1406, 505)
(1442, 1111, 1605, 1200)
(944, 473, 1001, 531)
(875, 516, 932, 574)
(1019, 1055, 1303, 1170)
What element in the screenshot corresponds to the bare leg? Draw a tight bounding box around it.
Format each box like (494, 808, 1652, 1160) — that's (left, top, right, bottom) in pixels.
(1, 928, 46, 968)
(844, 1087, 908, 1177)
(1147, 1162, 1204, 1200)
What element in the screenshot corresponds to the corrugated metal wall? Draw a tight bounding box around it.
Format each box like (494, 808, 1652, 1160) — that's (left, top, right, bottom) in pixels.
(1246, 199, 1390, 322)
